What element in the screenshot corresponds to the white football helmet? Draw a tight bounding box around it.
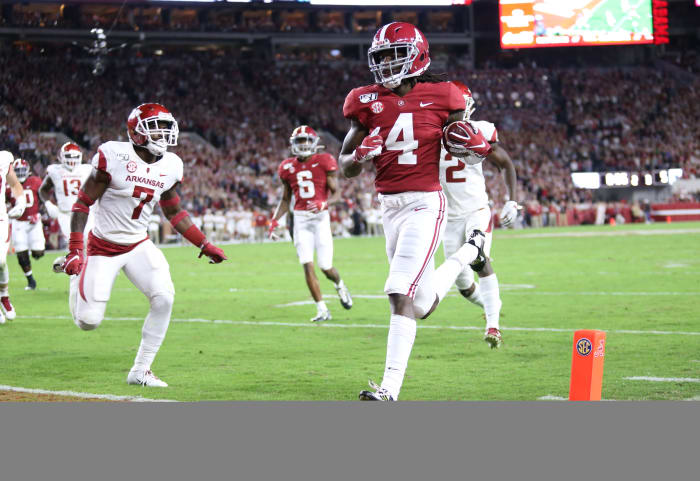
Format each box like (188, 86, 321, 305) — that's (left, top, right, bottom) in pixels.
(59, 142, 83, 171)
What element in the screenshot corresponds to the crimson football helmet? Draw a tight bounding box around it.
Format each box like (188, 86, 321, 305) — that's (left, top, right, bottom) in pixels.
(127, 103, 178, 156)
(58, 142, 83, 171)
(453, 81, 476, 121)
(289, 125, 320, 157)
(12, 158, 30, 183)
(368, 22, 431, 89)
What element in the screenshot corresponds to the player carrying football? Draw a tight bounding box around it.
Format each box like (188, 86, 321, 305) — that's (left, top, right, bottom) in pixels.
(270, 125, 353, 322)
(56, 103, 227, 387)
(8, 158, 45, 290)
(439, 81, 519, 349)
(0, 150, 27, 324)
(339, 22, 491, 400)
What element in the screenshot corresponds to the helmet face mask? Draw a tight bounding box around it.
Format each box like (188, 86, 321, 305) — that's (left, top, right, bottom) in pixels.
(368, 22, 430, 90)
(290, 126, 320, 157)
(13, 158, 30, 183)
(59, 142, 83, 171)
(127, 103, 179, 156)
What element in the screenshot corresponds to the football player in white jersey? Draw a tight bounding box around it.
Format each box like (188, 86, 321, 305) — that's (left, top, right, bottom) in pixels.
(439, 81, 519, 349)
(39, 142, 94, 242)
(0, 150, 27, 324)
(55, 103, 227, 386)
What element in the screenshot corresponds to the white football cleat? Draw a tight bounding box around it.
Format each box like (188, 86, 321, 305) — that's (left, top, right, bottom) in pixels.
(1, 297, 16, 321)
(52, 256, 66, 274)
(310, 309, 332, 323)
(127, 369, 168, 387)
(336, 284, 353, 310)
(0, 310, 5, 325)
(359, 380, 395, 401)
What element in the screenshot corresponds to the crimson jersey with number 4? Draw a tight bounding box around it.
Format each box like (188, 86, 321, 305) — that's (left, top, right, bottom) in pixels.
(278, 153, 337, 212)
(45, 163, 93, 212)
(91, 141, 183, 245)
(343, 81, 465, 194)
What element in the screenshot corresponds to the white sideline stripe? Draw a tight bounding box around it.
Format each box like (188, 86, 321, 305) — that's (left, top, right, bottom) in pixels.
(0, 385, 178, 402)
(24, 315, 700, 336)
(538, 395, 566, 401)
(504, 228, 700, 239)
(651, 209, 700, 216)
(623, 376, 700, 383)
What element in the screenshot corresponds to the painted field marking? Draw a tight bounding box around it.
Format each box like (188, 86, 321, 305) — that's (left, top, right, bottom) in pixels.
(623, 376, 700, 383)
(24, 315, 700, 336)
(0, 384, 177, 402)
(503, 228, 700, 239)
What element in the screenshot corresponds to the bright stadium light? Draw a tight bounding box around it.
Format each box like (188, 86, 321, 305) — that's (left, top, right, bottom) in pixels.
(631, 174, 639, 186)
(645, 174, 653, 186)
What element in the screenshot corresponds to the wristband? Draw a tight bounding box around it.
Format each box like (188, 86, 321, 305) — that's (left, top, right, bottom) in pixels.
(78, 190, 95, 206)
(182, 224, 206, 248)
(68, 232, 84, 251)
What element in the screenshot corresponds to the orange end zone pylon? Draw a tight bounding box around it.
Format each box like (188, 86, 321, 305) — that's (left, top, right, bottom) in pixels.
(569, 330, 606, 401)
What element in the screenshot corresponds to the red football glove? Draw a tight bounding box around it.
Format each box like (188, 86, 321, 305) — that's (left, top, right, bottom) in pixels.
(354, 127, 383, 163)
(268, 219, 280, 239)
(198, 242, 227, 264)
(443, 121, 492, 160)
(63, 232, 84, 275)
(308, 200, 327, 214)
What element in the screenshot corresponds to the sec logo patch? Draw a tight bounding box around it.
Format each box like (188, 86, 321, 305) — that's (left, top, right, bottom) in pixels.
(126, 161, 138, 173)
(576, 338, 592, 356)
(370, 101, 384, 114)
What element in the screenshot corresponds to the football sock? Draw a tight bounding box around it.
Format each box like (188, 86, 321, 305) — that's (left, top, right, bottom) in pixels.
(24, 270, 33, 278)
(0, 262, 8, 285)
(451, 243, 479, 269)
(466, 282, 484, 308)
(132, 293, 174, 372)
(316, 300, 328, 313)
(381, 314, 417, 400)
(480, 274, 502, 330)
(334, 279, 345, 290)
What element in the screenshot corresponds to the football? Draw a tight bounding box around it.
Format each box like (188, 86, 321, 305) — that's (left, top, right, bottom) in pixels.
(442, 120, 492, 164)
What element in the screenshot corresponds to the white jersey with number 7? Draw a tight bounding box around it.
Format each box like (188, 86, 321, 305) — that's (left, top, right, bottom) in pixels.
(91, 141, 183, 245)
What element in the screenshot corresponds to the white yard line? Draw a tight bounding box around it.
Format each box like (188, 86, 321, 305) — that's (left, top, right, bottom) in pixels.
(0, 384, 177, 402)
(623, 376, 700, 383)
(503, 228, 700, 239)
(24, 315, 700, 336)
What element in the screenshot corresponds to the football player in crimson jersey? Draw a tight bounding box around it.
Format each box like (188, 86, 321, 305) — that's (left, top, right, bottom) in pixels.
(270, 125, 353, 322)
(439, 81, 520, 349)
(56, 103, 227, 387)
(340, 22, 491, 401)
(0, 151, 27, 324)
(8, 158, 46, 291)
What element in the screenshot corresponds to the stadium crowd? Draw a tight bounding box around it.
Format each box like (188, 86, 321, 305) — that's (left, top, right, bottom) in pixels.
(1, 46, 699, 247)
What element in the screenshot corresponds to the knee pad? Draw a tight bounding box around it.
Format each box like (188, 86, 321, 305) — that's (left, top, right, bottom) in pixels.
(16, 251, 31, 270)
(31, 250, 45, 260)
(75, 308, 104, 331)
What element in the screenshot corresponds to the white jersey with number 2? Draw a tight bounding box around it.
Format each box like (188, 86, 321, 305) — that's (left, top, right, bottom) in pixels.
(91, 141, 183, 245)
(439, 120, 498, 218)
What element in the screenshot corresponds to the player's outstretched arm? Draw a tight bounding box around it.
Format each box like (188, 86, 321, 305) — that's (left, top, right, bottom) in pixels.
(338, 119, 372, 179)
(62, 168, 110, 275)
(159, 184, 227, 264)
(6, 166, 26, 219)
(487, 143, 520, 227)
(38, 175, 60, 218)
(269, 181, 292, 238)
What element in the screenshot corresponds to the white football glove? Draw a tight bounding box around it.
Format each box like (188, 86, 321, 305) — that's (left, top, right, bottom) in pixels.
(44, 200, 60, 219)
(499, 201, 520, 228)
(8, 195, 27, 219)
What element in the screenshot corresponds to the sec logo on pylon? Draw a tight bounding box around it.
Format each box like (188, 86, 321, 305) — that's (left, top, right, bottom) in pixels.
(576, 338, 592, 356)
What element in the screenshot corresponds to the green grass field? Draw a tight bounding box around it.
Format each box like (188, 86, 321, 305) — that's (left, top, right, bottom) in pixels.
(1, 222, 699, 401)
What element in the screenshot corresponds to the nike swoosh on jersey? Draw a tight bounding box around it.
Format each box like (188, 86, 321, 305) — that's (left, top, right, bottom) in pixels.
(312, 163, 319, 167)
(419, 102, 434, 107)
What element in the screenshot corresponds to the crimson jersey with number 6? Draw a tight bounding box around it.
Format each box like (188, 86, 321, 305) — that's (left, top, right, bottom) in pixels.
(91, 141, 183, 244)
(343, 81, 465, 194)
(45, 163, 93, 212)
(278, 153, 337, 212)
